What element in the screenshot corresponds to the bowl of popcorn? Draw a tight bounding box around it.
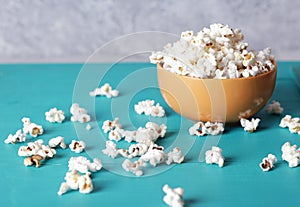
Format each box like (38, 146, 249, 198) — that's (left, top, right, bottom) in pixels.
(150, 23, 277, 123)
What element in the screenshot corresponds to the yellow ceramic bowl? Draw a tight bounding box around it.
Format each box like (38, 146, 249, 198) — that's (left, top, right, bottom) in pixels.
(157, 62, 277, 123)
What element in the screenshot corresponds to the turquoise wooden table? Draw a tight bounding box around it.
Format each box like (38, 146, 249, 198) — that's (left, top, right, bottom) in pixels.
(0, 62, 300, 207)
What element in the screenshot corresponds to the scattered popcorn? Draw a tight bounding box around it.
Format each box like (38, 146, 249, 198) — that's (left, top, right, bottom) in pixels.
(281, 142, 300, 168)
(163, 184, 184, 207)
(240, 118, 260, 132)
(4, 129, 26, 144)
(36, 145, 56, 158)
(102, 141, 119, 158)
(57, 170, 93, 195)
(122, 159, 146, 176)
(279, 115, 300, 135)
(205, 146, 224, 167)
(45, 108, 65, 123)
(48, 136, 67, 149)
(150, 23, 275, 79)
(69, 140, 86, 153)
(102, 118, 167, 146)
(166, 147, 184, 165)
(134, 100, 165, 117)
(18, 139, 44, 157)
(189, 121, 224, 136)
(70, 103, 91, 123)
(22, 117, 43, 137)
(266, 100, 283, 115)
(259, 154, 277, 172)
(68, 156, 102, 173)
(140, 143, 167, 167)
(89, 83, 119, 98)
(24, 155, 44, 168)
(102, 118, 122, 133)
(86, 124, 92, 131)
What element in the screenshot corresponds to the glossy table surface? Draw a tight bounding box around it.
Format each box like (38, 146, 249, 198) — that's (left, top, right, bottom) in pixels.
(0, 62, 300, 207)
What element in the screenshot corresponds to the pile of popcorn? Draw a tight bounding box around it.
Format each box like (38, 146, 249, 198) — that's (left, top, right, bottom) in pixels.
(101, 118, 185, 176)
(150, 23, 275, 79)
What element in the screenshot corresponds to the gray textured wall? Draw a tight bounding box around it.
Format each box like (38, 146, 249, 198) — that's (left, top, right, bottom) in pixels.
(0, 0, 299, 63)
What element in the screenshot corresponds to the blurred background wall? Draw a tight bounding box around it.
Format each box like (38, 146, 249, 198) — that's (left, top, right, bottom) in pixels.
(0, 0, 299, 63)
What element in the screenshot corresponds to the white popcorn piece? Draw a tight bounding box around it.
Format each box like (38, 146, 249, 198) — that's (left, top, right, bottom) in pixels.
(279, 115, 300, 135)
(150, 23, 275, 79)
(108, 130, 122, 141)
(4, 129, 26, 144)
(69, 140, 86, 153)
(102, 141, 119, 158)
(89, 83, 119, 98)
(259, 154, 277, 172)
(58, 170, 93, 195)
(266, 100, 283, 115)
(18, 139, 44, 157)
(48, 136, 67, 149)
(102, 118, 121, 133)
(70, 103, 91, 123)
(22, 117, 43, 137)
(127, 143, 149, 159)
(163, 184, 184, 207)
(134, 100, 165, 117)
(281, 142, 300, 168)
(78, 173, 93, 194)
(45, 108, 65, 123)
(240, 118, 260, 132)
(189, 121, 224, 136)
(36, 145, 56, 158)
(122, 159, 146, 176)
(86, 124, 92, 131)
(166, 147, 184, 165)
(205, 146, 225, 167)
(140, 143, 167, 167)
(68, 156, 102, 173)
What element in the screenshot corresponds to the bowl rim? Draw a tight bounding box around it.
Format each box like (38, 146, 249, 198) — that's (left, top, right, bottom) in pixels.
(157, 60, 277, 81)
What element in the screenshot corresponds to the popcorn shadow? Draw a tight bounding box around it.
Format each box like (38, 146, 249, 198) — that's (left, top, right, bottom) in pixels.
(185, 198, 201, 206)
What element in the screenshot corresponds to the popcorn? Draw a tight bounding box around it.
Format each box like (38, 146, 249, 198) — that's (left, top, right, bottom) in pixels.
(150, 23, 275, 79)
(205, 146, 224, 167)
(189, 121, 224, 136)
(102, 118, 121, 133)
(140, 143, 167, 167)
(69, 140, 86, 153)
(281, 142, 300, 168)
(48, 136, 67, 149)
(102, 141, 119, 158)
(122, 159, 146, 176)
(22, 117, 43, 137)
(89, 83, 119, 98)
(127, 143, 149, 159)
(102, 118, 167, 146)
(134, 100, 165, 117)
(279, 115, 300, 134)
(259, 154, 277, 172)
(4, 129, 26, 144)
(70, 103, 91, 123)
(45, 108, 65, 123)
(36, 145, 56, 158)
(86, 124, 92, 131)
(166, 147, 184, 165)
(24, 155, 44, 168)
(57, 170, 93, 195)
(18, 139, 44, 157)
(240, 118, 260, 132)
(266, 100, 283, 115)
(68, 156, 102, 173)
(163, 184, 184, 207)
